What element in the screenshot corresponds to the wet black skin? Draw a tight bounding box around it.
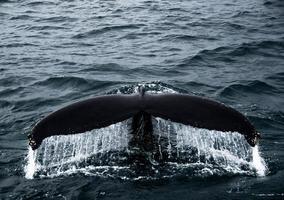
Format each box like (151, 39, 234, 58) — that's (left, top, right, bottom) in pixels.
(28, 89, 260, 152)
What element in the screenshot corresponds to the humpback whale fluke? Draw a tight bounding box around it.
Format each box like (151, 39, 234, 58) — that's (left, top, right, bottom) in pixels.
(28, 90, 260, 150)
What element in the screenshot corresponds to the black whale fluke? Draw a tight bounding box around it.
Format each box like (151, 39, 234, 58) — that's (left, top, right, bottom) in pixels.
(28, 92, 260, 150)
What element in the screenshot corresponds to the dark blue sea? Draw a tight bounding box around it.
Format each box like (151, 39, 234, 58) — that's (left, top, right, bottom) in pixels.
(0, 0, 284, 199)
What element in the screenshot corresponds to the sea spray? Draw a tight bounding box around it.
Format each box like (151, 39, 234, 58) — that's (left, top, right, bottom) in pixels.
(252, 145, 267, 176)
(25, 147, 37, 179)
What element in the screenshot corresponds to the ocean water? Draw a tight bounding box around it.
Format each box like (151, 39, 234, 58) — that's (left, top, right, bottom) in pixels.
(0, 0, 284, 199)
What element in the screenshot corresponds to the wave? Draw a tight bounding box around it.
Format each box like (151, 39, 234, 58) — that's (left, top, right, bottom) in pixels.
(0, 100, 13, 109)
(0, 87, 25, 98)
(0, 0, 11, 3)
(26, 25, 67, 31)
(120, 31, 162, 40)
(263, 0, 284, 7)
(0, 76, 33, 88)
(176, 40, 284, 67)
(266, 72, 284, 89)
(33, 76, 92, 90)
(73, 24, 143, 39)
(12, 97, 61, 113)
(220, 80, 280, 97)
(23, 1, 57, 6)
(31, 76, 123, 98)
(206, 41, 284, 57)
(227, 41, 284, 57)
(0, 43, 38, 48)
(34, 16, 78, 23)
(225, 22, 246, 30)
(159, 34, 217, 42)
(77, 64, 185, 79)
(9, 15, 34, 20)
(78, 63, 128, 73)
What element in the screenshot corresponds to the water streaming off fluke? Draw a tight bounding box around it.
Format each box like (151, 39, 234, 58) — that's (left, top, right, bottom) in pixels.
(25, 121, 130, 178)
(25, 117, 267, 179)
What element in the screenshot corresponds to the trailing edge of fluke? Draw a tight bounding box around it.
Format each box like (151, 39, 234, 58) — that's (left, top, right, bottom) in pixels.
(28, 89, 260, 150)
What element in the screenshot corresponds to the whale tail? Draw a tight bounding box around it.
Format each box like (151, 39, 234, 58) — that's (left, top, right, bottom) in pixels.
(28, 92, 260, 150)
